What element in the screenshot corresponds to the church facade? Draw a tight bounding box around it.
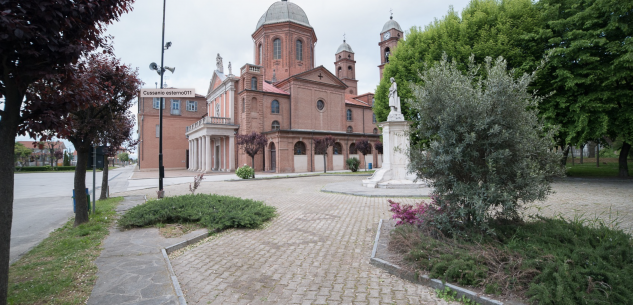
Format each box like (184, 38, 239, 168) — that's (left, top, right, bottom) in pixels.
(185, 0, 404, 173)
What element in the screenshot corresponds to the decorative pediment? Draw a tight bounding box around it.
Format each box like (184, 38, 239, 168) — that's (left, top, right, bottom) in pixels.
(206, 70, 227, 96)
(278, 66, 347, 88)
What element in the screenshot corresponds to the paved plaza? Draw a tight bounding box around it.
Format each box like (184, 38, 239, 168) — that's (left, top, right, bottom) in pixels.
(115, 175, 633, 305)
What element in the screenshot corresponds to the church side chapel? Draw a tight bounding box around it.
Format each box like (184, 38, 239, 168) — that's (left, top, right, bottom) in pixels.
(186, 0, 404, 173)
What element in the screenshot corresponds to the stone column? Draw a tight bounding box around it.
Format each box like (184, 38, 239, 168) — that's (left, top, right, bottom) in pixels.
(201, 136, 206, 172)
(229, 135, 235, 171)
(193, 139, 198, 171)
(188, 140, 192, 170)
(206, 136, 212, 172)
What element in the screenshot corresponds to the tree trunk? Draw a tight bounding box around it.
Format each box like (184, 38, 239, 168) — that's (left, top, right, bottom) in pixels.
(323, 154, 327, 173)
(0, 79, 27, 305)
(570, 146, 575, 166)
(73, 143, 91, 226)
(596, 143, 600, 168)
(99, 157, 109, 200)
(619, 142, 630, 177)
(251, 155, 255, 178)
(561, 145, 570, 166)
(580, 144, 584, 164)
(50, 149, 54, 167)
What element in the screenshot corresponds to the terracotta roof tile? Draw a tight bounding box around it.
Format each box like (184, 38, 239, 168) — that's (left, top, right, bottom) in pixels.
(345, 94, 369, 107)
(263, 82, 290, 95)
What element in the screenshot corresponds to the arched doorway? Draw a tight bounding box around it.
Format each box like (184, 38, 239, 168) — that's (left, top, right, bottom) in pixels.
(269, 142, 276, 172)
(294, 141, 308, 172)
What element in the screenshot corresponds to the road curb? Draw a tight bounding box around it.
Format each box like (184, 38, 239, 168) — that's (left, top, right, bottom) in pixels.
(370, 219, 520, 305)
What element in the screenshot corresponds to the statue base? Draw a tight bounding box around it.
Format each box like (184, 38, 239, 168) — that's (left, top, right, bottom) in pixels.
(362, 120, 428, 189)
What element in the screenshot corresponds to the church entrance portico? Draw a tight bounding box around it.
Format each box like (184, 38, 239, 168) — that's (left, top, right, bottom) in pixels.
(186, 117, 237, 173)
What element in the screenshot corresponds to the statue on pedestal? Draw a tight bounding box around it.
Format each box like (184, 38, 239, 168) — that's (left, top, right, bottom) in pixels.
(388, 77, 405, 121)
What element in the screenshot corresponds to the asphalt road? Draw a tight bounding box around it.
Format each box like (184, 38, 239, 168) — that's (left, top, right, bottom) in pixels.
(10, 165, 134, 264)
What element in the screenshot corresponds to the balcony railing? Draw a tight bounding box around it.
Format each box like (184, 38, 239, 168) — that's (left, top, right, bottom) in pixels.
(186, 116, 232, 132)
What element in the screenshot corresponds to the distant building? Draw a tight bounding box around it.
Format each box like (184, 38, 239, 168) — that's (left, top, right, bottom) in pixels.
(16, 141, 66, 166)
(136, 92, 208, 170)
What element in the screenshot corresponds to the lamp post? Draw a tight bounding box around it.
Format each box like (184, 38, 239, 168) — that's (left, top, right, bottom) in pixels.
(149, 0, 175, 198)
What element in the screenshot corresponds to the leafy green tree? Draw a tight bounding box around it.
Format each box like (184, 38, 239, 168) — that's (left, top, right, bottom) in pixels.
(374, 0, 545, 124)
(536, 0, 633, 177)
(408, 55, 563, 235)
(118, 152, 130, 163)
(13, 143, 31, 168)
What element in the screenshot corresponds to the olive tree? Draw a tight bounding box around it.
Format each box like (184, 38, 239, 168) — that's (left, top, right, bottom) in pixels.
(408, 55, 563, 235)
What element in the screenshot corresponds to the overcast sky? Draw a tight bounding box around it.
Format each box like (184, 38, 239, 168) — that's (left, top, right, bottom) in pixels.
(16, 0, 473, 156)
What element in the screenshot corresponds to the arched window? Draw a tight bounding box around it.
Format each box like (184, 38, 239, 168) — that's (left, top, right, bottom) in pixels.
(347, 126, 353, 133)
(294, 141, 306, 155)
(348, 66, 352, 71)
(346, 109, 352, 121)
(272, 120, 280, 131)
(337, 66, 342, 77)
(296, 40, 303, 61)
(251, 77, 257, 90)
(373, 113, 376, 123)
(373, 128, 378, 134)
(271, 100, 280, 114)
(349, 143, 357, 154)
(385, 47, 391, 63)
(273, 38, 281, 60)
(242, 98, 245, 113)
(257, 44, 263, 65)
(333, 142, 342, 155)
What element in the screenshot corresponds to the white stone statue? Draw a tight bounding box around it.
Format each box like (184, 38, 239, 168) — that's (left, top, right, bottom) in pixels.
(388, 77, 404, 121)
(216, 54, 223, 73)
(228, 62, 232, 75)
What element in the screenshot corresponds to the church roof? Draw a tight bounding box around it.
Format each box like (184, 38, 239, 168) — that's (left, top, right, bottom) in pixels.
(345, 95, 370, 107)
(381, 17, 402, 33)
(263, 82, 289, 95)
(336, 41, 354, 54)
(256, 0, 312, 31)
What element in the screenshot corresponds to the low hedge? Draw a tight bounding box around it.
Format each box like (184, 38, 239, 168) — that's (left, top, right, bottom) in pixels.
(15, 166, 76, 172)
(118, 194, 276, 231)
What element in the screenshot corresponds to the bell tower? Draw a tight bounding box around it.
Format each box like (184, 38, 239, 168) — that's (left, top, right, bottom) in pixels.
(334, 38, 358, 96)
(378, 13, 403, 81)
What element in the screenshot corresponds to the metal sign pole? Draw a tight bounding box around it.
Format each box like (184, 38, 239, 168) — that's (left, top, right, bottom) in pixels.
(92, 145, 96, 215)
(158, 0, 167, 198)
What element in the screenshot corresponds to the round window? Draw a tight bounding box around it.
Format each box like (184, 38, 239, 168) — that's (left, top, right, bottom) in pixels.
(317, 100, 325, 111)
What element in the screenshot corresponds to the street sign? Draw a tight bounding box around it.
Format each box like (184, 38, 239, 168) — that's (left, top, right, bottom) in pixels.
(140, 88, 195, 98)
(87, 146, 106, 169)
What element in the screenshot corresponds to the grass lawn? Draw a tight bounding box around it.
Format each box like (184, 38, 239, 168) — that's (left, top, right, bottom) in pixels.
(566, 158, 633, 177)
(8, 197, 121, 305)
(392, 216, 633, 304)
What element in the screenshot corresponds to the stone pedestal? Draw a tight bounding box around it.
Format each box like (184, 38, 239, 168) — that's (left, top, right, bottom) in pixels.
(362, 120, 426, 189)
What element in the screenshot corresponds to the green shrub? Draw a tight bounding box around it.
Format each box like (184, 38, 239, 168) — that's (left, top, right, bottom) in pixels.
(407, 55, 563, 235)
(54, 166, 76, 171)
(118, 194, 276, 231)
(346, 157, 360, 172)
(394, 216, 633, 304)
(235, 165, 254, 179)
(15, 166, 53, 172)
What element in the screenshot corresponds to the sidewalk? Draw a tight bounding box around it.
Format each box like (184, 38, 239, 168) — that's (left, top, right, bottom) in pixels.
(88, 195, 207, 305)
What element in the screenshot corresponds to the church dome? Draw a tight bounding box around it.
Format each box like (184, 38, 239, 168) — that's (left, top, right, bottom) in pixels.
(255, 0, 312, 31)
(381, 16, 402, 33)
(336, 41, 354, 54)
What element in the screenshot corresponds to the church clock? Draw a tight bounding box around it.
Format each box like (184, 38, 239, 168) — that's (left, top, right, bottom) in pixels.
(383, 32, 391, 41)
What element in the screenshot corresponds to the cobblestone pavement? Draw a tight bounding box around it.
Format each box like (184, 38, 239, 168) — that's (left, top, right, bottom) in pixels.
(114, 176, 633, 304)
(117, 176, 455, 305)
(524, 178, 633, 234)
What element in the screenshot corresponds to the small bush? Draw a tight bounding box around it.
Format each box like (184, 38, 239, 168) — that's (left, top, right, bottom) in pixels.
(346, 157, 360, 172)
(236, 165, 254, 179)
(118, 194, 276, 231)
(388, 200, 431, 226)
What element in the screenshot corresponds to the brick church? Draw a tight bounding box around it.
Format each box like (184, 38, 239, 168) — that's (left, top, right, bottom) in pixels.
(140, 0, 404, 173)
